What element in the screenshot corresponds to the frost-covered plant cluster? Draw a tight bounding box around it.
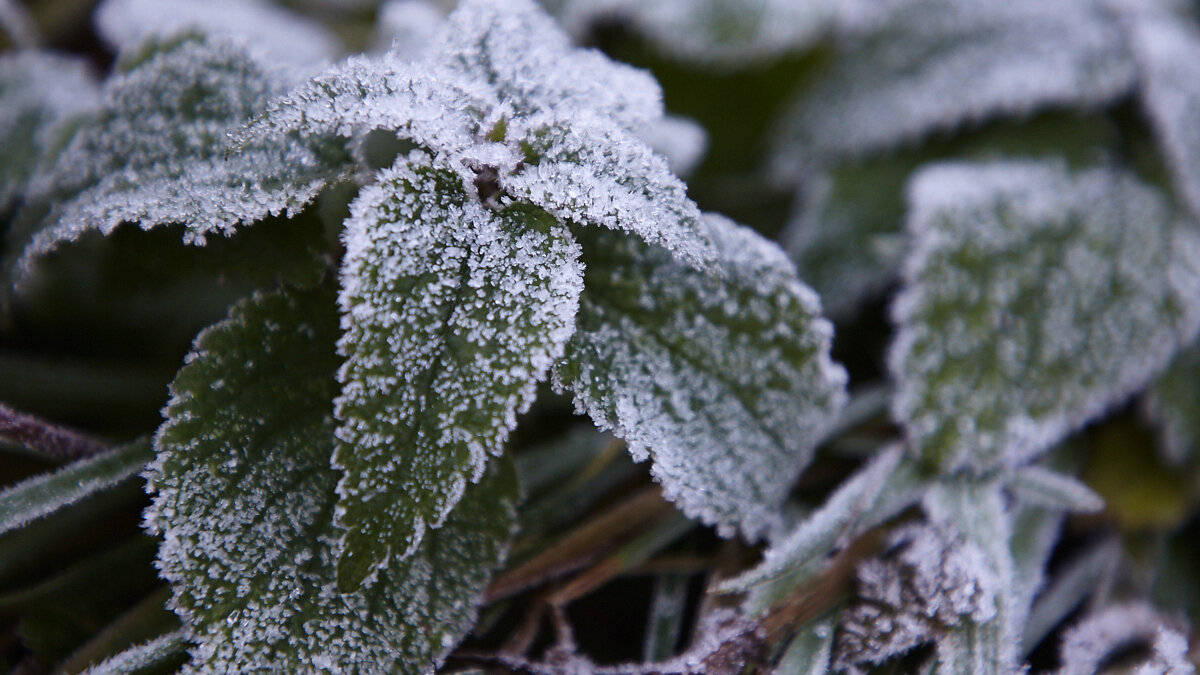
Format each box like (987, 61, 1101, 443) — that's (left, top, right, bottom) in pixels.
(2, 0, 1200, 673)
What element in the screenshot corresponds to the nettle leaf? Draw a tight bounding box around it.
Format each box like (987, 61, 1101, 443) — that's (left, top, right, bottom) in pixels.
(237, 0, 715, 269)
(504, 120, 713, 269)
(94, 0, 340, 71)
(8, 33, 348, 290)
(332, 152, 581, 590)
(554, 213, 847, 542)
(891, 160, 1200, 472)
(149, 289, 518, 672)
(557, 0, 836, 67)
(0, 51, 98, 214)
(775, 0, 1136, 164)
(1129, 5, 1200, 221)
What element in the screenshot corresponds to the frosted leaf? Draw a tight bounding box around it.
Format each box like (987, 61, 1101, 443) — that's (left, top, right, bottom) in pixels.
(774, 0, 1136, 164)
(891, 161, 1200, 472)
(553, 213, 846, 542)
(332, 153, 582, 590)
(557, 0, 836, 67)
(1004, 466, 1104, 513)
(504, 120, 714, 269)
(238, 0, 714, 267)
(1129, 7, 1200, 222)
(0, 51, 99, 213)
(94, 0, 340, 70)
(1144, 343, 1200, 464)
(433, 0, 662, 131)
(834, 522, 1001, 673)
(1056, 603, 1194, 675)
(149, 289, 518, 673)
(82, 631, 188, 675)
(8, 34, 349, 290)
(0, 438, 152, 536)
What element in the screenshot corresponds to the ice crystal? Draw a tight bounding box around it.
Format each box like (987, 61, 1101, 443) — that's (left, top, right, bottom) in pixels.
(149, 289, 518, 672)
(332, 152, 582, 589)
(774, 0, 1136, 167)
(891, 160, 1200, 472)
(1056, 603, 1194, 675)
(0, 51, 98, 213)
(554, 213, 846, 542)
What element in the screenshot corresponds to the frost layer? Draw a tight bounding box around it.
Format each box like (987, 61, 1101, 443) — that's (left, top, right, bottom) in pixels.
(891, 161, 1200, 472)
(555, 214, 847, 541)
(149, 290, 517, 672)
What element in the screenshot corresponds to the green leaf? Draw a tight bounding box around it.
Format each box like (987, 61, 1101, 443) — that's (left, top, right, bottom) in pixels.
(332, 152, 579, 590)
(891, 161, 1200, 472)
(6, 33, 348, 291)
(149, 288, 519, 672)
(0, 51, 98, 214)
(0, 439, 152, 536)
(555, 213, 847, 542)
(506, 120, 717, 270)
